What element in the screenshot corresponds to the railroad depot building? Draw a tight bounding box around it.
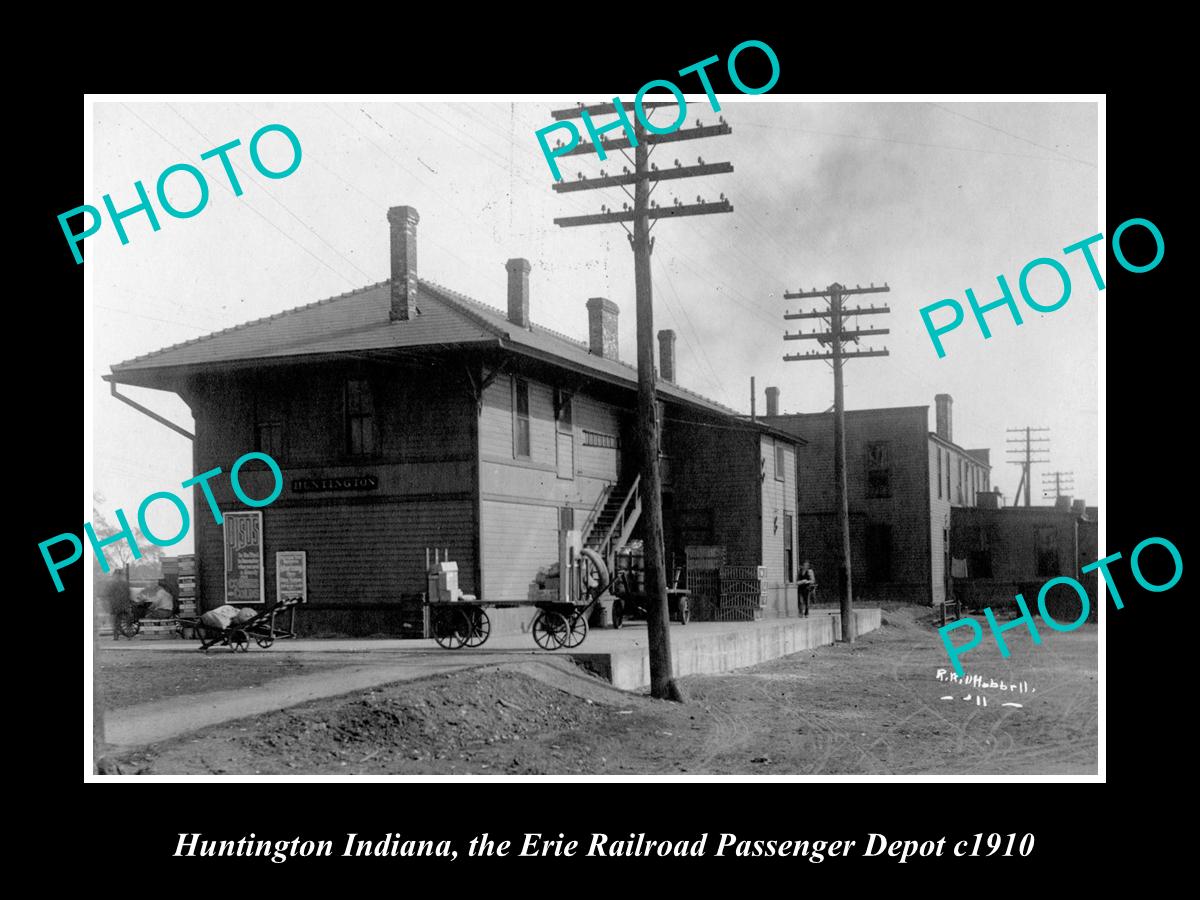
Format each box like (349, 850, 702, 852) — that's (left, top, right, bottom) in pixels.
(761, 393, 991, 607)
(105, 205, 802, 636)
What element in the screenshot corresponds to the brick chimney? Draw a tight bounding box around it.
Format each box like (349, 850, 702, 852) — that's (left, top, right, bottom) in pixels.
(657, 329, 676, 382)
(586, 297, 619, 360)
(935, 393, 953, 442)
(1072, 498, 1086, 515)
(765, 386, 780, 417)
(506, 258, 530, 329)
(1055, 495, 1073, 511)
(387, 206, 420, 321)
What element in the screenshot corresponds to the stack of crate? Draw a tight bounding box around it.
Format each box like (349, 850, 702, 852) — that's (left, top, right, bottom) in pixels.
(176, 555, 197, 618)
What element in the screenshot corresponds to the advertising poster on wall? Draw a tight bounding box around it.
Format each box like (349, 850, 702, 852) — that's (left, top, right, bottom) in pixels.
(224, 511, 264, 604)
(276, 551, 307, 604)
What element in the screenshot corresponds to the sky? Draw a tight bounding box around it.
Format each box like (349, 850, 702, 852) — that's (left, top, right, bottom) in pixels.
(89, 98, 1100, 551)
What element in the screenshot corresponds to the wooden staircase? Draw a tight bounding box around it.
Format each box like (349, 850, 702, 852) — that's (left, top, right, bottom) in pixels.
(583, 474, 642, 573)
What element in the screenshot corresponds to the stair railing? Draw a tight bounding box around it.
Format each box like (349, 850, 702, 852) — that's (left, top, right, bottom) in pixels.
(597, 474, 642, 568)
(580, 481, 613, 547)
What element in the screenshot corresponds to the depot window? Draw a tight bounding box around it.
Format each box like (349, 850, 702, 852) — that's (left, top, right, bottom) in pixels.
(513, 377, 531, 459)
(345, 378, 377, 457)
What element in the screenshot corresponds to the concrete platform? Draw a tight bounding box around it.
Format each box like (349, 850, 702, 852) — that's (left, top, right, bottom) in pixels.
(98, 610, 882, 693)
(566, 610, 881, 689)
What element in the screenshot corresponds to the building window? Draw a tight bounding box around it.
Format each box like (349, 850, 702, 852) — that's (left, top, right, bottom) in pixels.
(255, 421, 283, 461)
(865, 441, 891, 498)
(936, 447, 942, 498)
(945, 453, 951, 499)
(783, 514, 794, 582)
(1036, 526, 1060, 577)
(866, 523, 893, 583)
(345, 379, 376, 456)
(513, 377, 531, 459)
(555, 389, 573, 429)
(775, 441, 786, 482)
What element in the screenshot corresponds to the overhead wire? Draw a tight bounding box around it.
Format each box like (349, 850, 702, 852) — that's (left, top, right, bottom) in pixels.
(116, 104, 359, 288)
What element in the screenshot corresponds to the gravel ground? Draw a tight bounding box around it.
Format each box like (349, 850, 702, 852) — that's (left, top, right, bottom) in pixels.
(96, 651, 348, 711)
(100, 607, 1097, 775)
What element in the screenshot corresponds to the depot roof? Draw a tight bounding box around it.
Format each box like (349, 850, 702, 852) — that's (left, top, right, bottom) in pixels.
(107, 276, 797, 440)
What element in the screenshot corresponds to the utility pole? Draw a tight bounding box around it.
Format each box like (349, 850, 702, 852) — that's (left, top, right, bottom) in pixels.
(1042, 470, 1074, 501)
(548, 100, 732, 701)
(783, 282, 890, 643)
(1006, 427, 1050, 507)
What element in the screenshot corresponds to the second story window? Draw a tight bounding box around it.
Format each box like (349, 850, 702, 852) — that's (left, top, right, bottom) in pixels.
(346, 378, 376, 456)
(255, 422, 284, 461)
(513, 378, 531, 459)
(865, 441, 891, 498)
(775, 441, 787, 481)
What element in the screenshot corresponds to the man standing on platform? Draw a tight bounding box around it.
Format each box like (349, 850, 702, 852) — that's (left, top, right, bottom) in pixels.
(797, 560, 817, 617)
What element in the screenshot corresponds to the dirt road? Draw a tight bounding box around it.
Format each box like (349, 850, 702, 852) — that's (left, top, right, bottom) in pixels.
(101, 608, 1097, 775)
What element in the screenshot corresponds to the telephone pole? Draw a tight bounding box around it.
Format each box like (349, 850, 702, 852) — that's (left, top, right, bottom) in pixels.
(783, 282, 890, 643)
(1042, 470, 1074, 501)
(1006, 427, 1050, 507)
(548, 101, 733, 701)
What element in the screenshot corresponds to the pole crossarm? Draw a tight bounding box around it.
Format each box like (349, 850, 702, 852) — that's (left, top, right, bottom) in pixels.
(784, 328, 890, 343)
(784, 305, 890, 318)
(554, 200, 733, 228)
(785, 284, 889, 300)
(784, 349, 890, 361)
(553, 162, 734, 192)
(558, 123, 733, 158)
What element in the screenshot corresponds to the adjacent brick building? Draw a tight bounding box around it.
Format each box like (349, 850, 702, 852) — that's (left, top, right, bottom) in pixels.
(761, 393, 991, 606)
(950, 497, 1098, 619)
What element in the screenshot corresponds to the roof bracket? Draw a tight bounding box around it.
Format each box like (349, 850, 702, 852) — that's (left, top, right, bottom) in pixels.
(471, 359, 512, 415)
(553, 376, 589, 418)
(109, 382, 194, 441)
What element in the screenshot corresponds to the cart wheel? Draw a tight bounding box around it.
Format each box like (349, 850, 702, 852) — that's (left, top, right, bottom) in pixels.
(532, 610, 569, 650)
(463, 607, 491, 648)
(115, 612, 140, 639)
(677, 596, 690, 626)
(432, 608, 467, 650)
(230, 630, 249, 652)
(563, 611, 589, 648)
(255, 636, 275, 649)
(611, 598, 624, 629)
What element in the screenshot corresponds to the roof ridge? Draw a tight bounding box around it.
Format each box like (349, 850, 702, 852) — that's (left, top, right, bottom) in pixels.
(420, 276, 589, 350)
(420, 277, 738, 414)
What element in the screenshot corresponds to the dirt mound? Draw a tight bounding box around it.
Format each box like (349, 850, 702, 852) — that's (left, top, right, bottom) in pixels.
(255, 669, 606, 757)
(115, 668, 615, 774)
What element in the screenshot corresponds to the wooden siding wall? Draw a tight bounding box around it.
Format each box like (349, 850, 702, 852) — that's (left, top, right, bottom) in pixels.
(760, 435, 798, 588)
(479, 500, 560, 602)
(477, 374, 623, 608)
(185, 359, 477, 634)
